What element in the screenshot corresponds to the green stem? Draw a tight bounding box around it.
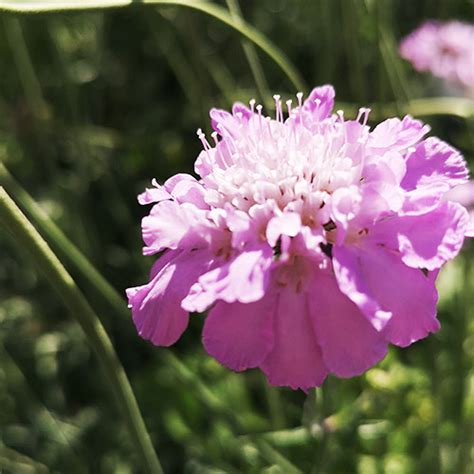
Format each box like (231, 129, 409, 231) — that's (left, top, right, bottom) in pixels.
(0, 187, 163, 474)
(0, 0, 306, 93)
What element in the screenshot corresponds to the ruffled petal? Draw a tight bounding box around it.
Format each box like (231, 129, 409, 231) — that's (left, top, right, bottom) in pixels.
(371, 201, 469, 270)
(202, 292, 277, 372)
(402, 137, 468, 193)
(182, 244, 273, 312)
(308, 271, 388, 378)
(381, 270, 439, 347)
(142, 201, 208, 255)
(126, 250, 214, 346)
(333, 245, 439, 347)
(261, 288, 328, 391)
(369, 115, 430, 151)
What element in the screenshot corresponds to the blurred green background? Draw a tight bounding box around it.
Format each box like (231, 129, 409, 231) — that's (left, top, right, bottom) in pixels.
(0, 1, 473, 473)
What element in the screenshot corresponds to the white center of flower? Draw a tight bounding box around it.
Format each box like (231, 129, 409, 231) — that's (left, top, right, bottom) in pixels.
(194, 94, 369, 235)
(197, 96, 368, 231)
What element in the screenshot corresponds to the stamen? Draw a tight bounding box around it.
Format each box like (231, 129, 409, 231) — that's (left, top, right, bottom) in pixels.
(356, 107, 371, 126)
(273, 94, 282, 122)
(249, 98, 256, 113)
(256, 104, 263, 128)
(296, 92, 304, 126)
(197, 128, 211, 150)
(265, 116, 273, 138)
(296, 92, 303, 108)
(286, 99, 293, 117)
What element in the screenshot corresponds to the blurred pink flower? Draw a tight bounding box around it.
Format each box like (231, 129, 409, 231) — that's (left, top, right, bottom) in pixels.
(400, 20, 474, 94)
(127, 86, 471, 390)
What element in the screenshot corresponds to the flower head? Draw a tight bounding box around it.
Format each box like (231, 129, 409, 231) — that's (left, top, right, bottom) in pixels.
(127, 85, 471, 391)
(400, 20, 474, 94)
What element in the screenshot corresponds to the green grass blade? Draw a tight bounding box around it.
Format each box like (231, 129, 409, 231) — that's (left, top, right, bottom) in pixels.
(0, 0, 306, 92)
(0, 186, 164, 474)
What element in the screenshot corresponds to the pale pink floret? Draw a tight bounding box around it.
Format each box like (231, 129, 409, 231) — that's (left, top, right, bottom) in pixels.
(400, 20, 474, 94)
(127, 85, 470, 391)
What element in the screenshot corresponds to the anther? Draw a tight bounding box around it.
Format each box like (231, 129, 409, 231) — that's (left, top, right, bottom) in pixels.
(357, 107, 371, 126)
(273, 94, 282, 122)
(249, 98, 256, 113)
(197, 128, 212, 151)
(296, 92, 304, 108)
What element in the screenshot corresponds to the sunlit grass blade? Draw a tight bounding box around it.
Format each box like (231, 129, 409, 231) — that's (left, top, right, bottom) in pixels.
(0, 186, 163, 474)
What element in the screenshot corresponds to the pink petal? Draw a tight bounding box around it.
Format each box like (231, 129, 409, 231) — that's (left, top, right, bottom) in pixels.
(381, 269, 440, 347)
(181, 245, 273, 313)
(202, 292, 277, 372)
(210, 104, 251, 137)
(369, 115, 430, 151)
(126, 250, 213, 346)
(261, 288, 328, 391)
(210, 108, 235, 134)
(164, 173, 208, 209)
(232, 102, 253, 121)
(266, 212, 301, 247)
(138, 179, 172, 205)
(402, 182, 452, 215)
(302, 85, 335, 121)
(333, 245, 439, 347)
(465, 214, 474, 238)
(445, 181, 474, 208)
(142, 201, 208, 255)
(308, 271, 388, 378)
(372, 201, 469, 270)
(402, 137, 468, 192)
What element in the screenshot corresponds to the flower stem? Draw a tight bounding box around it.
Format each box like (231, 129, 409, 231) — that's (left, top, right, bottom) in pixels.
(0, 186, 163, 474)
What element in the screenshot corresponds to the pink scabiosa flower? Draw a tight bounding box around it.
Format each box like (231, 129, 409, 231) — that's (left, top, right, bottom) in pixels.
(400, 20, 474, 95)
(127, 85, 471, 391)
